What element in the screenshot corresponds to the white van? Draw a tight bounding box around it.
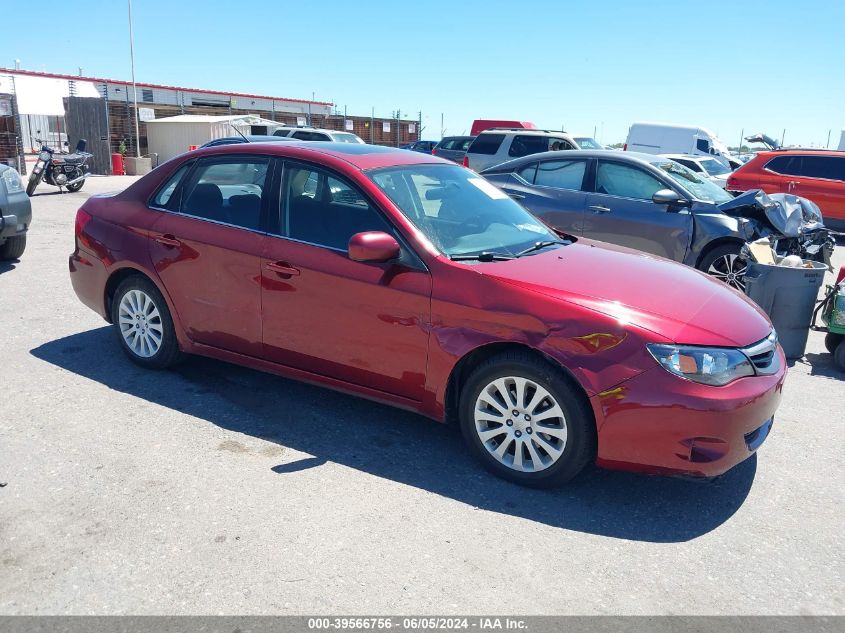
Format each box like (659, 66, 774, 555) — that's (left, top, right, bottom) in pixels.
(624, 122, 734, 168)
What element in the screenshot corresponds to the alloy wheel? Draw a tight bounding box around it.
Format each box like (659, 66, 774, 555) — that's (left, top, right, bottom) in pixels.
(117, 289, 164, 358)
(474, 376, 568, 473)
(707, 253, 747, 291)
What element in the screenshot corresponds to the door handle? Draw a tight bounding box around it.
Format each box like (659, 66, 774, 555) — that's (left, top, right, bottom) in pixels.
(265, 261, 300, 277)
(589, 205, 611, 214)
(154, 234, 181, 247)
(507, 192, 525, 200)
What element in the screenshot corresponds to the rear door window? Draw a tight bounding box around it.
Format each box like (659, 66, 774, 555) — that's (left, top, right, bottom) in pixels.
(151, 163, 191, 209)
(179, 157, 270, 231)
(467, 134, 505, 155)
(535, 159, 588, 190)
(765, 155, 803, 176)
(595, 162, 665, 201)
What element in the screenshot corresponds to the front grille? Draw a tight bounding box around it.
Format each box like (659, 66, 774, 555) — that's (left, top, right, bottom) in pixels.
(742, 331, 780, 375)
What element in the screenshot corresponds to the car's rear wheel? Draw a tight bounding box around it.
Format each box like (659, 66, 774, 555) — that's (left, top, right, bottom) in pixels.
(699, 244, 747, 291)
(111, 276, 182, 369)
(459, 351, 595, 487)
(0, 235, 26, 260)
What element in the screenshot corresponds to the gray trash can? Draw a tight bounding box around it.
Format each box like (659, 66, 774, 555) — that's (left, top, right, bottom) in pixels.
(744, 260, 827, 359)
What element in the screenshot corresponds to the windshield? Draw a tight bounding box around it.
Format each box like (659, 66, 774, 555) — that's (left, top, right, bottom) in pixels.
(332, 132, 363, 144)
(368, 164, 560, 259)
(574, 137, 602, 149)
(654, 160, 733, 203)
(697, 158, 731, 176)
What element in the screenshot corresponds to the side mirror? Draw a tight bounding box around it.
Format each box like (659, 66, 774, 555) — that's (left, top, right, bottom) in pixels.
(348, 231, 400, 263)
(652, 189, 689, 208)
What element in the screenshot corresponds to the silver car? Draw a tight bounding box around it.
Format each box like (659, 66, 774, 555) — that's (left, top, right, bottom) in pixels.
(0, 164, 31, 261)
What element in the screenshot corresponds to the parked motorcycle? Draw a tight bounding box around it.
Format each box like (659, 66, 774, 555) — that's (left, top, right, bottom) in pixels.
(26, 138, 92, 196)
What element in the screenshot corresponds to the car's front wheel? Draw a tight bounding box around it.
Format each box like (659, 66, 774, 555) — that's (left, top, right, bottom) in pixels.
(459, 351, 595, 487)
(111, 276, 182, 369)
(698, 243, 747, 291)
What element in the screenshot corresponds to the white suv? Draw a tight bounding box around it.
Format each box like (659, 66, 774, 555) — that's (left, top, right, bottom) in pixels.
(272, 126, 365, 144)
(464, 129, 581, 171)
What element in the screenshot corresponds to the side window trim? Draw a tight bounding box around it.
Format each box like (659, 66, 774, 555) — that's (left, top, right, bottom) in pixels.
(147, 159, 196, 212)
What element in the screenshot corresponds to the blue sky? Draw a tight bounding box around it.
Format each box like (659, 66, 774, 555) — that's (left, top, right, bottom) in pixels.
(2, 0, 843, 146)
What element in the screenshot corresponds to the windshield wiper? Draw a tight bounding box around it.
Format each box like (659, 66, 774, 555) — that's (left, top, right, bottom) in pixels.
(514, 240, 570, 257)
(449, 251, 515, 262)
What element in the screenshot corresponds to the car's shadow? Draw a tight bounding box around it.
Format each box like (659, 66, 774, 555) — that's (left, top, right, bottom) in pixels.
(0, 260, 17, 274)
(798, 353, 843, 379)
(31, 327, 758, 543)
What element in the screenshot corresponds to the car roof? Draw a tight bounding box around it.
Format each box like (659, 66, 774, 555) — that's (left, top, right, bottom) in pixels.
(478, 129, 574, 137)
(755, 149, 845, 157)
(480, 149, 672, 173)
(194, 141, 445, 170)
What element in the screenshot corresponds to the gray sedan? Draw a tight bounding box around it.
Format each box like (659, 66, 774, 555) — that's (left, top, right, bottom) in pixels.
(0, 164, 32, 261)
(481, 150, 832, 289)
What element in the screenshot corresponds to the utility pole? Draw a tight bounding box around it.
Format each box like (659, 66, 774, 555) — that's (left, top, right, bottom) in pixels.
(826, 129, 831, 149)
(781, 128, 786, 148)
(440, 113, 444, 138)
(128, 0, 140, 157)
(370, 107, 374, 144)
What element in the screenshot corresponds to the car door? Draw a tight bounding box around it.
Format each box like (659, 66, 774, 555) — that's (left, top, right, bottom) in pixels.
(758, 155, 802, 195)
(792, 155, 845, 223)
(260, 161, 432, 401)
(583, 159, 692, 261)
(148, 155, 271, 357)
(500, 158, 589, 235)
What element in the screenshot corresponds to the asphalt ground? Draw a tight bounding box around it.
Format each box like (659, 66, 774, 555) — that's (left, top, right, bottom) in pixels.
(0, 176, 842, 614)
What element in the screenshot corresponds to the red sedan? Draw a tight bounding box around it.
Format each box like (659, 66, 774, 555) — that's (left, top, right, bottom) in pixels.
(69, 143, 785, 486)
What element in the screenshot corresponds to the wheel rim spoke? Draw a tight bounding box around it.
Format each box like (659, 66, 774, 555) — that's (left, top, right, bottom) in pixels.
(118, 288, 163, 358)
(474, 375, 568, 473)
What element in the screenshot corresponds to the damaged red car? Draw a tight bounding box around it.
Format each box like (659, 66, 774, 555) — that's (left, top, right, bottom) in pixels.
(69, 143, 785, 486)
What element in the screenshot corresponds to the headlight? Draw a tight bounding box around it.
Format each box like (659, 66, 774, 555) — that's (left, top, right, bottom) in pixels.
(1, 169, 23, 194)
(647, 344, 754, 386)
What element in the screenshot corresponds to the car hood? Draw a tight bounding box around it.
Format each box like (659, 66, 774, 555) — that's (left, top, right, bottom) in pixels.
(478, 241, 773, 347)
(718, 189, 826, 237)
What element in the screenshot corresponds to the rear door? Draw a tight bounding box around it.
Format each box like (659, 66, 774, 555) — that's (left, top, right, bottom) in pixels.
(500, 158, 589, 235)
(583, 159, 692, 261)
(758, 155, 802, 194)
(793, 155, 845, 223)
(148, 155, 271, 357)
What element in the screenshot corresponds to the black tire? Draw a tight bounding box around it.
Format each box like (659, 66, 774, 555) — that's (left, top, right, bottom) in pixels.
(459, 351, 596, 487)
(824, 332, 844, 355)
(26, 175, 38, 196)
(834, 340, 845, 373)
(697, 243, 747, 291)
(65, 180, 85, 192)
(0, 235, 26, 260)
(111, 275, 182, 369)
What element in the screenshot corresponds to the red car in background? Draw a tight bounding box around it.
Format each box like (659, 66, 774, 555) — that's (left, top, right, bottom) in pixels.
(69, 143, 785, 487)
(727, 150, 845, 230)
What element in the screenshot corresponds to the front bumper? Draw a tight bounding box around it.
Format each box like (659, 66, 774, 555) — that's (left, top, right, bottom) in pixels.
(591, 345, 786, 477)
